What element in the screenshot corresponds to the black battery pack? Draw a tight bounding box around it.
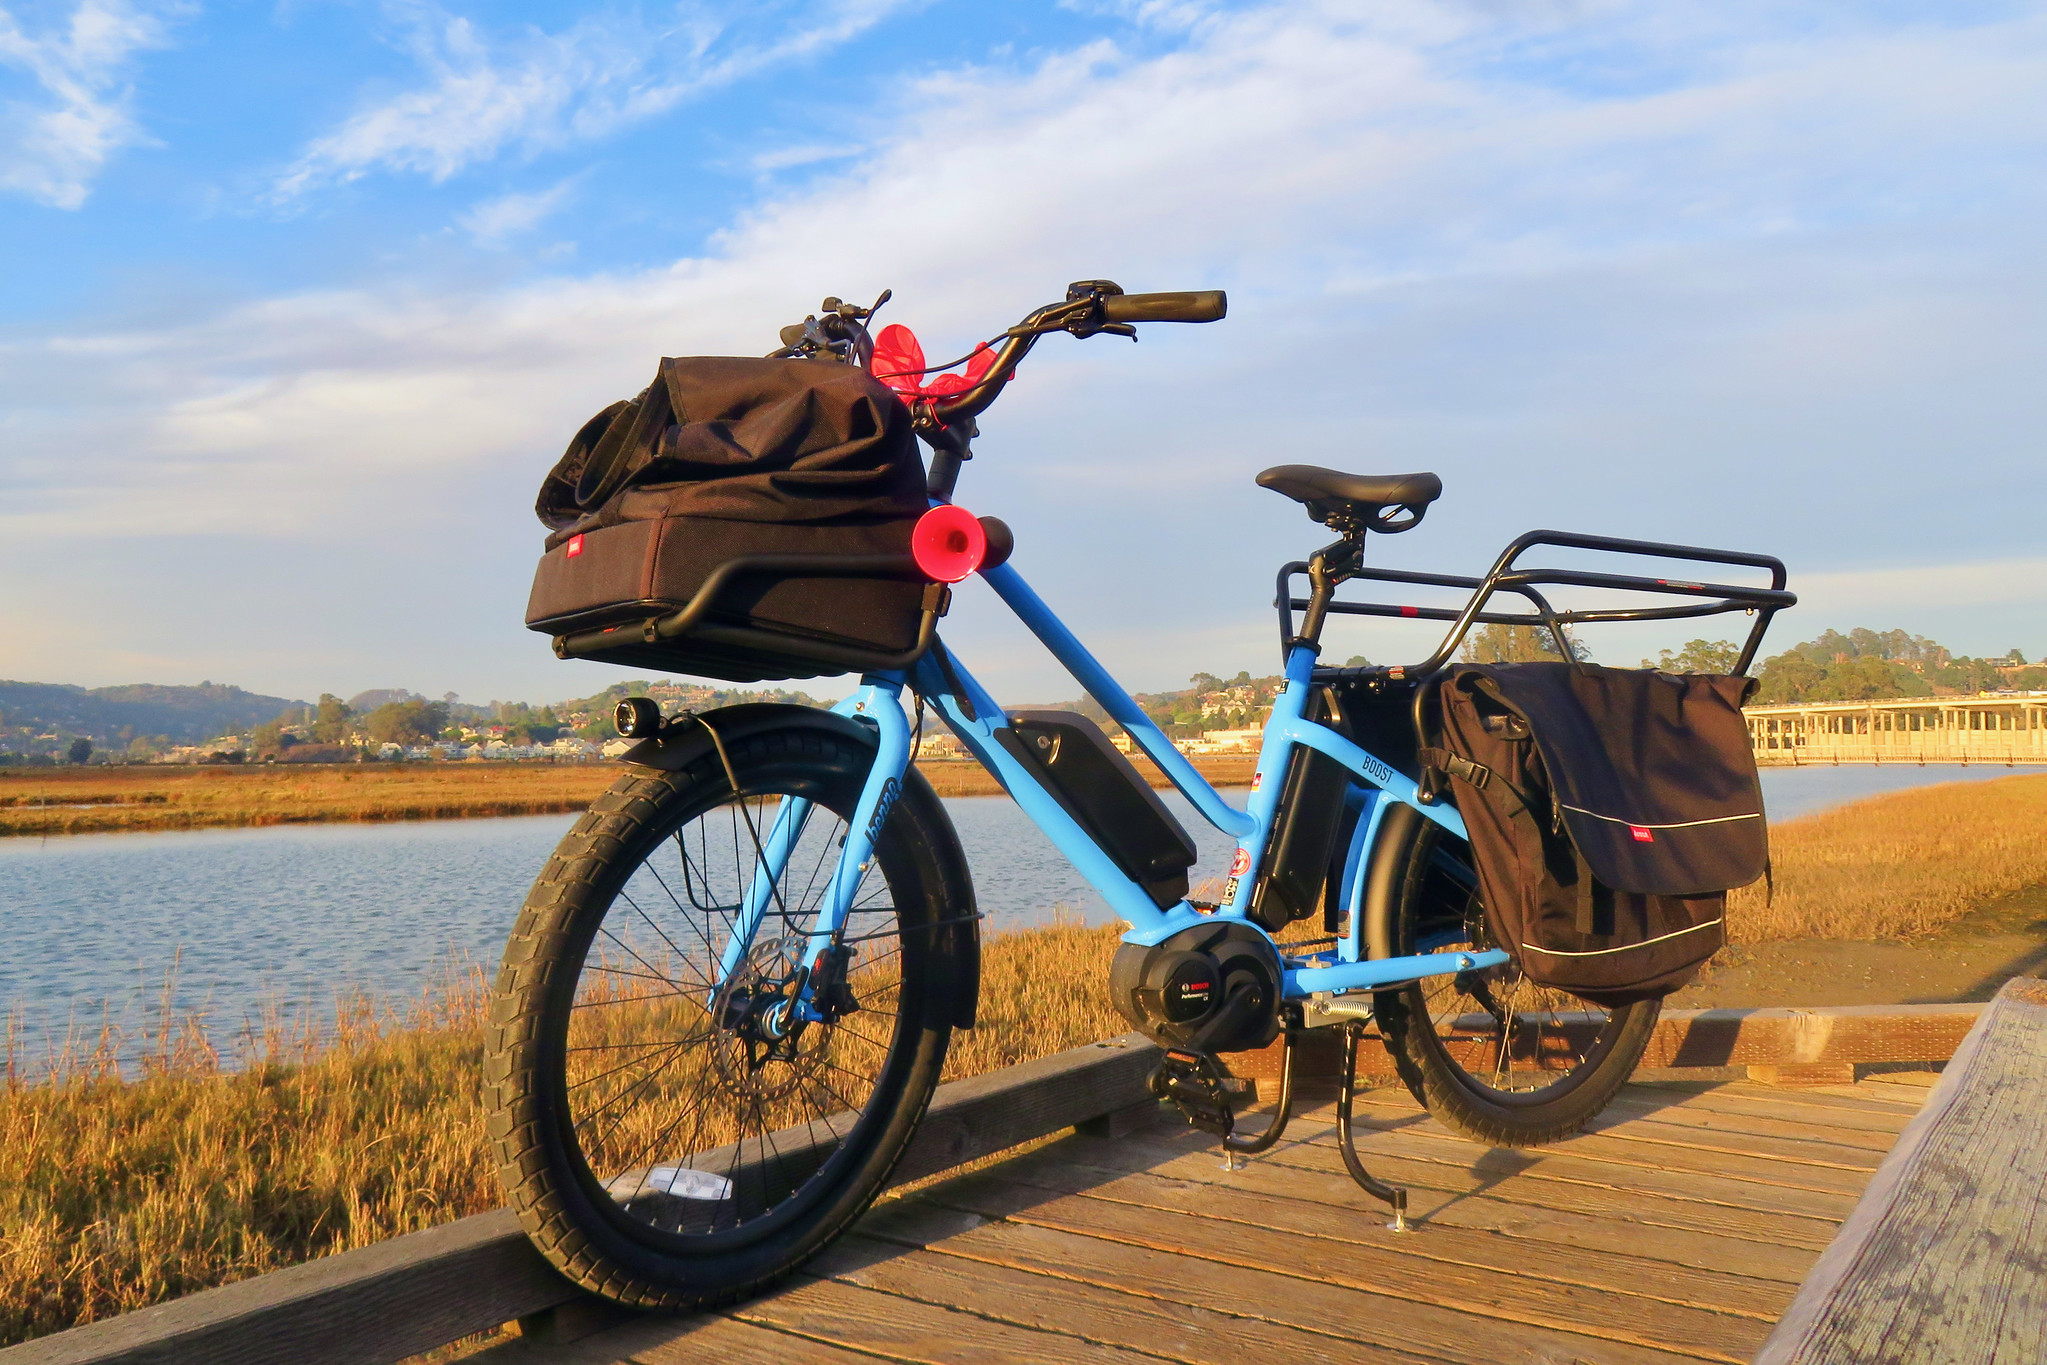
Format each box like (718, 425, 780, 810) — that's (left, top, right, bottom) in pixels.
(996, 709, 1198, 908)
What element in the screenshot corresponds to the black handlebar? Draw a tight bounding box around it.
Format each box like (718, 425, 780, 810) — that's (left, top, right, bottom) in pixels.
(1100, 290, 1227, 324)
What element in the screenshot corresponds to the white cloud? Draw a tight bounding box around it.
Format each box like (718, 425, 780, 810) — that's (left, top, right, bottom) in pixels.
(274, 0, 915, 198)
(0, 0, 182, 207)
(751, 142, 860, 173)
(458, 174, 579, 243)
(7, 1, 2047, 697)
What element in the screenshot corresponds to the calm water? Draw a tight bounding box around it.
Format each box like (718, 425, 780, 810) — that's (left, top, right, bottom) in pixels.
(0, 763, 2026, 1064)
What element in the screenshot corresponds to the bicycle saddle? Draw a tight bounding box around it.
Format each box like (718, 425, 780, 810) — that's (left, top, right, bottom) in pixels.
(1256, 465, 1442, 535)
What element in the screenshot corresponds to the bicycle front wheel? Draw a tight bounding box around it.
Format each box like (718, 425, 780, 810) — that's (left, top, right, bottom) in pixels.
(486, 715, 961, 1309)
(1373, 803, 1660, 1146)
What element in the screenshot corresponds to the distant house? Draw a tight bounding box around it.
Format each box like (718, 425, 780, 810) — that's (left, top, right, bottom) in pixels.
(1186, 727, 1263, 754)
(601, 739, 636, 759)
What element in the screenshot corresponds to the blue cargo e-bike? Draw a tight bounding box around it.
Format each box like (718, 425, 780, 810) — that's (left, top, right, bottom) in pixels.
(486, 282, 1792, 1310)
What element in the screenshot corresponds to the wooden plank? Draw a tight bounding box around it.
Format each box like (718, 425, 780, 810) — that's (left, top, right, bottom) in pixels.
(858, 1199, 1700, 1365)
(922, 1173, 1773, 1363)
(1270, 1120, 1861, 1231)
(728, 1273, 1161, 1363)
(459, 1309, 881, 1365)
(1644, 1004, 1983, 1069)
(1296, 1104, 1876, 1203)
(890, 1034, 1158, 1185)
(974, 1151, 1797, 1318)
(0, 1210, 573, 1365)
(1599, 1083, 1915, 1136)
(814, 1231, 1457, 1365)
(1040, 1125, 1828, 1283)
(4, 1035, 1161, 1365)
(1229, 1004, 1983, 1085)
(1754, 977, 2047, 1365)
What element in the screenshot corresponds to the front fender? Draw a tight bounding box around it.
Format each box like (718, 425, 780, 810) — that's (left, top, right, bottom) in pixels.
(619, 702, 980, 1029)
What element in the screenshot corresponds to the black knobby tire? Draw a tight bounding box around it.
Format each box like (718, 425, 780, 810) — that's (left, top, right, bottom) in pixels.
(1373, 805, 1660, 1146)
(486, 716, 960, 1309)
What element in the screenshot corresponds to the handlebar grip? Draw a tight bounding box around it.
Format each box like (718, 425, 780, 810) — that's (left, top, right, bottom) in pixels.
(1099, 290, 1227, 324)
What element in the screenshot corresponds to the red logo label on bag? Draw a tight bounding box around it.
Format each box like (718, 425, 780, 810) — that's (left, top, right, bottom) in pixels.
(566, 534, 584, 559)
(1629, 825, 1655, 842)
(1229, 847, 1251, 877)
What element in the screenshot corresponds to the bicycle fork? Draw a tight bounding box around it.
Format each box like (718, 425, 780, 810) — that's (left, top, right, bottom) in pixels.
(704, 680, 913, 1029)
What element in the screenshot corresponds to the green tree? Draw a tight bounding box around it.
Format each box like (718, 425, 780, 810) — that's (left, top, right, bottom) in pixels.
(365, 700, 449, 747)
(1753, 652, 1826, 703)
(1461, 623, 1584, 664)
(311, 694, 355, 744)
(67, 737, 92, 765)
(1642, 639, 1741, 674)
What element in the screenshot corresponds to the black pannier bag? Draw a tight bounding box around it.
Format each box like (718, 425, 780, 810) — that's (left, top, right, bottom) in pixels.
(525, 356, 929, 682)
(1421, 662, 1766, 1006)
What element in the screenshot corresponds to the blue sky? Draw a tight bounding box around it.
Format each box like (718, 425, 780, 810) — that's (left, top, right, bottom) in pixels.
(3, 0, 2044, 707)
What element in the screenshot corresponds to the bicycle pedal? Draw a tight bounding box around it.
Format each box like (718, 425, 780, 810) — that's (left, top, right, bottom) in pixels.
(1149, 1049, 1250, 1140)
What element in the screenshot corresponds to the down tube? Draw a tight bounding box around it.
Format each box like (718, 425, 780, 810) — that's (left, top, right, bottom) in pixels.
(978, 562, 1254, 842)
(908, 647, 1178, 933)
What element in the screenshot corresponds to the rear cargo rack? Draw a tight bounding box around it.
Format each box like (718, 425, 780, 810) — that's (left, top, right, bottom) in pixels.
(551, 553, 944, 682)
(1279, 528, 1794, 682)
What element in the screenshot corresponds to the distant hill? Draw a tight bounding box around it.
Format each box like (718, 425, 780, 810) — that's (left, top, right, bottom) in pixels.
(0, 680, 308, 747)
(345, 688, 432, 713)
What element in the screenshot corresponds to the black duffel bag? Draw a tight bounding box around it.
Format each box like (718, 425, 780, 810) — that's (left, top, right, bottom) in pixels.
(1420, 662, 1767, 1005)
(525, 356, 929, 682)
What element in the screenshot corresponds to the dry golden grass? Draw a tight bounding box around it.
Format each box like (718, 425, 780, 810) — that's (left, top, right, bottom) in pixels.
(1729, 773, 2047, 942)
(0, 920, 1130, 1347)
(0, 764, 614, 837)
(1, 756, 1254, 837)
(0, 972, 499, 1347)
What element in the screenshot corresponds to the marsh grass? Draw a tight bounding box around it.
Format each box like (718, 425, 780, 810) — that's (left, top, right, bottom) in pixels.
(1728, 773, 2047, 942)
(0, 765, 614, 837)
(0, 919, 1130, 1346)
(0, 967, 498, 1346)
(1, 756, 1254, 836)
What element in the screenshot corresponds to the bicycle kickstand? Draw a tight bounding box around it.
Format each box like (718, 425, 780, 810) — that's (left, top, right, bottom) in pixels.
(1337, 1021, 1411, 1233)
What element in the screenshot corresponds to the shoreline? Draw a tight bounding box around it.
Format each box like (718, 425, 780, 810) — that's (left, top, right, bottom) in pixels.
(0, 755, 1259, 838)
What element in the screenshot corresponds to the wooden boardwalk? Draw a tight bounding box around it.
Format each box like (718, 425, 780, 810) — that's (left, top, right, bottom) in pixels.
(475, 1073, 1933, 1365)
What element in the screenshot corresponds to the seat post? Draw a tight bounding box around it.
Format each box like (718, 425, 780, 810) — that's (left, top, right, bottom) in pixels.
(1295, 533, 1362, 648)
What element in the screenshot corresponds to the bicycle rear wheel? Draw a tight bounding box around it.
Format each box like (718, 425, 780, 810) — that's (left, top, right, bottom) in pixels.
(486, 713, 963, 1308)
(1373, 803, 1660, 1146)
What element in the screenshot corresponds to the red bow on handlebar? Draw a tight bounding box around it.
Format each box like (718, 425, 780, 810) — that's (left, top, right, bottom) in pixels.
(870, 325, 1008, 400)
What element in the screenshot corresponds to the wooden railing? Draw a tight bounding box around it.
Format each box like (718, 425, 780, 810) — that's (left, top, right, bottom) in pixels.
(1754, 977, 2047, 1364)
(1747, 695, 2047, 767)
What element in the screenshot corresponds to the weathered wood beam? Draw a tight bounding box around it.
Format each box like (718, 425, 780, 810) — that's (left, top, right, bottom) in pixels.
(1226, 1001, 1985, 1084)
(1752, 977, 2047, 1364)
(0, 1034, 1162, 1365)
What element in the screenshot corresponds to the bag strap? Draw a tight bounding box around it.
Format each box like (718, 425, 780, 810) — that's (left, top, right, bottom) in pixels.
(1416, 747, 1490, 790)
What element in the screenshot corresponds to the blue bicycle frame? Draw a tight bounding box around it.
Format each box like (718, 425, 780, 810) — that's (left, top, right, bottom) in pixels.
(717, 555, 1507, 1022)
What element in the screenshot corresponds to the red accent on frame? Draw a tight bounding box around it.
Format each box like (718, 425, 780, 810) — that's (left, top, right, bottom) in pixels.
(565, 534, 584, 559)
(1629, 825, 1655, 842)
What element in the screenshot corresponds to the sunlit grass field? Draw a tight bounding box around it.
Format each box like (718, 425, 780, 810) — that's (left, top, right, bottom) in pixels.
(0, 920, 1129, 1346)
(3, 774, 2044, 1344)
(0, 756, 1254, 837)
(1726, 772, 2047, 942)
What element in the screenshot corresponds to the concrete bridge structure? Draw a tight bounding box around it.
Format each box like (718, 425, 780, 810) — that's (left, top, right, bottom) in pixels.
(1747, 694, 2047, 766)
